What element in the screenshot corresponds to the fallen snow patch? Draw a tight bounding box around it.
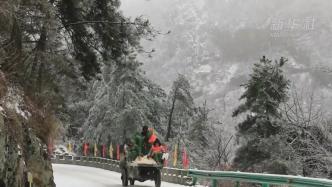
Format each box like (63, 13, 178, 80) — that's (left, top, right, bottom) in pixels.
(3, 86, 31, 120)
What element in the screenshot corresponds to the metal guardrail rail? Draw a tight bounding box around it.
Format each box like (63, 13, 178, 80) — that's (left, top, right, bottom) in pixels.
(189, 169, 332, 187)
(51, 155, 191, 185)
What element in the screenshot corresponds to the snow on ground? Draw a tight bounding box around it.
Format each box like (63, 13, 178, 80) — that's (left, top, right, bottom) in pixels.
(53, 164, 185, 187)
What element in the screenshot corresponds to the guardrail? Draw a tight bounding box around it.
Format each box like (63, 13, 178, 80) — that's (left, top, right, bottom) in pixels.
(51, 155, 191, 185)
(52, 155, 121, 172)
(189, 169, 332, 187)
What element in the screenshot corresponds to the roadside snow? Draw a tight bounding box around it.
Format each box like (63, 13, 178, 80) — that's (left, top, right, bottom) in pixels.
(53, 164, 185, 187)
(3, 87, 31, 120)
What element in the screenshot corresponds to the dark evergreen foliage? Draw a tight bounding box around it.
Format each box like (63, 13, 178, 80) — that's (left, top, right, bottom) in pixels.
(233, 56, 290, 170)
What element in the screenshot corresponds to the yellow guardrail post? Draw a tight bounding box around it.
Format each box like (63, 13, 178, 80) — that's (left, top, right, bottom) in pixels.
(28, 172, 33, 187)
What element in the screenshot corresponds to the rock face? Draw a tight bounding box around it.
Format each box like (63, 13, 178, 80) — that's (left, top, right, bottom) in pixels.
(0, 114, 6, 186)
(0, 78, 55, 187)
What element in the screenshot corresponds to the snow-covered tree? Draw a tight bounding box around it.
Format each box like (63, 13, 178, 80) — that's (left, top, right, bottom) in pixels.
(165, 74, 194, 141)
(233, 56, 290, 171)
(80, 54, 167, 144)
(0, 0, 156, 185)
(189, 101, 210, 148)
(208, 126, 234, 170)
(280, 89, 332, 177)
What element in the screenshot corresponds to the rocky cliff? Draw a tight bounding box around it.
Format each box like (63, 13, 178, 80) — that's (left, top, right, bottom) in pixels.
(0, 73, 55, 187)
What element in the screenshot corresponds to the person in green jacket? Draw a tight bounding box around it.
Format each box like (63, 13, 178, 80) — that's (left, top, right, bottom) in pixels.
(127, 132, 143, 161)
(127, 126, 156, 161)
(141, 126, 153, 155)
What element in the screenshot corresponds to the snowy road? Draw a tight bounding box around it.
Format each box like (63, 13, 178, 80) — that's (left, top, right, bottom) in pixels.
(53, 164, 184, 187)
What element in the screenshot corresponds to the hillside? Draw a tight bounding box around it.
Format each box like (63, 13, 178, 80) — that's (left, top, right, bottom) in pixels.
(121, 0, 332, 130)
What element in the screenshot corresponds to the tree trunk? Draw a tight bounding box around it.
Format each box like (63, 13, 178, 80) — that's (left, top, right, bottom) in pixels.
(3, 16, 22, 72)
(165, 93, 177, 141)
(10, 16, 22, 51)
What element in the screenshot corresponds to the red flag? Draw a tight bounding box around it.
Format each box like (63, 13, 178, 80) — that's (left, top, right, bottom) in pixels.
(116, 145, 120, 160)
(47, 137, 53, 156)
(182, 146, 189, 169)
(102, 144, 106, 158)
(84, 143, 89, 156)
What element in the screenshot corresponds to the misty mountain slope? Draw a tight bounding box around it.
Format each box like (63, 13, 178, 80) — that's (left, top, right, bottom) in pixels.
(120, 0, 332, 130)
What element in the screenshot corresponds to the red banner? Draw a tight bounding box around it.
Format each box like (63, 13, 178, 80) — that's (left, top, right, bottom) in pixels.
(47, 137, 53, 156)
(182, 146, 189, 169)
(102, 144, 106, 158)
(116, 145, 120, 160)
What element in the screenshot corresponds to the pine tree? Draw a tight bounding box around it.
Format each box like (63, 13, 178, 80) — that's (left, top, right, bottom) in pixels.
(232, 56, 289, 171)
(165, 74, 194, 141)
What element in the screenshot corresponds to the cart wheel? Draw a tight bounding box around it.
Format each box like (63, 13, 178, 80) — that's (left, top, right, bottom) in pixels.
(155, 170, 161, 187)
(130, 179, 135, 185)
(121, 169, 128, 186)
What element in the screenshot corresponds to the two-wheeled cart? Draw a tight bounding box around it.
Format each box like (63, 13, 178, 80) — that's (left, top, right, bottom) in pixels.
(120, 160, 162, 187)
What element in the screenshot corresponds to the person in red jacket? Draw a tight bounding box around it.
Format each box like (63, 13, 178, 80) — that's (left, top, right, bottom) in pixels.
(142, 126, 158, 155)
(149, 139, 163, 164)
